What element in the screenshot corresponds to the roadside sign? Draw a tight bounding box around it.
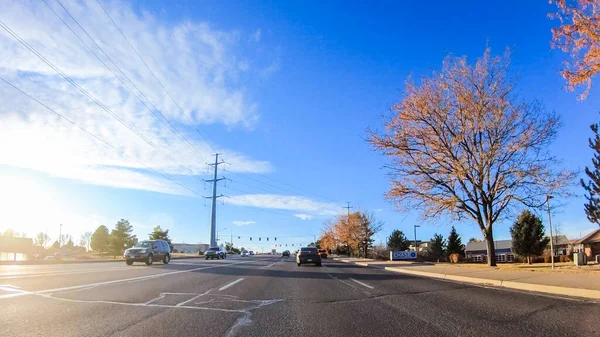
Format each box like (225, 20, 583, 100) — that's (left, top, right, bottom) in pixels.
(390, 251, 417, 261)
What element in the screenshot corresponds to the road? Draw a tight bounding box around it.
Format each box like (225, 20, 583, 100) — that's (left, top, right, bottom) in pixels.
(1, 255, 598, 337)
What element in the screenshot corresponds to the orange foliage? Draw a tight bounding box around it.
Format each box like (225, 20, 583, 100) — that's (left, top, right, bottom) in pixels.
(550, 0, 600, 99)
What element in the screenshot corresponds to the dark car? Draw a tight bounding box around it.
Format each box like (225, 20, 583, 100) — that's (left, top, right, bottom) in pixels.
(297, 247, 321, 266)
(281, 250, 290, 257)
(124, 240, 171, 266)
(318, 249, 328, 259)
(205, 246, 227, 260)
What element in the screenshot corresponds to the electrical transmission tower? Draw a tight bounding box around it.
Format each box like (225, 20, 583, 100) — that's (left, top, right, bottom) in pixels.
(204, 153, 226, 247)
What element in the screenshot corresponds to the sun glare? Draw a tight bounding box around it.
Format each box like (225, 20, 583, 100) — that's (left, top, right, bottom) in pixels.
(0, 175, 61, 237)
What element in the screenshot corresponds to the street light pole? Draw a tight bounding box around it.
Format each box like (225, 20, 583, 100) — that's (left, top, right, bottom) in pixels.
(546, 195, 555, 270)
(414, 225, 420, 252)
(59, 224, 62, 248)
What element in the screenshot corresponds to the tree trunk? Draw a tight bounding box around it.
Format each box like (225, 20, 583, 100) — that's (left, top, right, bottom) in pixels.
(363, 241, 368, 259)
(347, 243, 351, 257)
(527, 256, 531, 265)
(484, 229, 497, 267)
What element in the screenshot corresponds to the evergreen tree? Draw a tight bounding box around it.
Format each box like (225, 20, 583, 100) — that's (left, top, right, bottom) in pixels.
(149, 225, 172, 251)
(446, 226, 464, 257)
(581, 122, 600, 227)
(90, 225, 109, 255)
(107, 219, 137, 257)
(510, 210, 549, 264)
(387, 230, 410, 251)
(429, 233, 446, 261)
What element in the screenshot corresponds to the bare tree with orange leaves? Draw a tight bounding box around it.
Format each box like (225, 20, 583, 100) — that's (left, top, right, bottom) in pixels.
(368, 48, 572, 266)
(550, 0, 600, 99)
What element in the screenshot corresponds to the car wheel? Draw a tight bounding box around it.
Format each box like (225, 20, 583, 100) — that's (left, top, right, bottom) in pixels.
(297, 262, 301, 266)
(205, 257, 208, 260)
(145, 254, 153, 265)
(163, 253, 170, 265)
(125, 259, 133, 265)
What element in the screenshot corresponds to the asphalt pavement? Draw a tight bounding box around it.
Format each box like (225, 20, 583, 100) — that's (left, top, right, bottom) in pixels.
(1, 255, 598, 337)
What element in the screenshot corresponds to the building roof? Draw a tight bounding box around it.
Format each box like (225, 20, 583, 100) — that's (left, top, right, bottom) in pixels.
(549, 235, 570, 246)
(466, 239, 512, 252)
(576, 228, 600, 244)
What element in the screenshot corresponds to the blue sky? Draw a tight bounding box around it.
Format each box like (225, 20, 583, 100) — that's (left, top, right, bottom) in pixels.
(0, 0, 599, 251)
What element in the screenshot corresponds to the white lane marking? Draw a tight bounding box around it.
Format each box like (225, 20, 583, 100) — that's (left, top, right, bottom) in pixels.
(219, 278, 245, 291)
(260, 262, 276, 269)
(349, 278, 374, 289)
(0, 261, 249, 300)
(0, 267, 140, 280)
(176, 289, 212, 307)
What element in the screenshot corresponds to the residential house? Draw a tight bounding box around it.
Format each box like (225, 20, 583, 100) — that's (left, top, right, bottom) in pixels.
(548, 235, 570, 256)
(574, 228, 600, 261)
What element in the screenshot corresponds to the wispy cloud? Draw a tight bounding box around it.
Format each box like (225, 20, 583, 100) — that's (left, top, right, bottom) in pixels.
(260, 58, 280, 78)
(250, 28, 261, 43)
(233, 220, 256, 226)
(293, 214, 313, 220)
(0, 0, 274, 196)
(228, 194, 340, 216)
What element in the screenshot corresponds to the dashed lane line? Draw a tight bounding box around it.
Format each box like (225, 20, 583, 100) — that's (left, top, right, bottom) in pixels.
(219, 278, 245, 291)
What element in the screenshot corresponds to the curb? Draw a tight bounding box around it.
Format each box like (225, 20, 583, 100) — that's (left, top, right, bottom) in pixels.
(384, 266, 600, 300)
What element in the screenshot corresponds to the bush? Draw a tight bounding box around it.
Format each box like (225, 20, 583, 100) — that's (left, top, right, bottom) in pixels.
(448, 253, 462, 263)
(559, 255, 571, 263)
(369, 244, 390, 260)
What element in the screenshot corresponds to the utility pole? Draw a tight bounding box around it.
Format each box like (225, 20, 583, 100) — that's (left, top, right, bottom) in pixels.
(546, 195, 555, 270)
(204, 154, 225, 248)
(343, 202, 353, 257)
(59, 224, 62, 248)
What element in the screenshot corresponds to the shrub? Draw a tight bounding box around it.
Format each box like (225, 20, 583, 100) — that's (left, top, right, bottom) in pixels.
(369, 244, 390, 260)
(559, 255, 571, 263)
(448, 253, 461, 263)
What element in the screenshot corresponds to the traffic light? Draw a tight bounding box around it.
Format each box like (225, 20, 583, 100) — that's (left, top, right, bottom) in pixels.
(238, 236, 240, 239)
(259, 237, 261, 241)
(267, 237, 269, 241)
(250, 237, 252, 241)
(274, 237, 277, 241)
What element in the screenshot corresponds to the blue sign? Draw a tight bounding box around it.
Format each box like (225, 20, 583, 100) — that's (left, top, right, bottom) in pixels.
(390, 251, 417, 261)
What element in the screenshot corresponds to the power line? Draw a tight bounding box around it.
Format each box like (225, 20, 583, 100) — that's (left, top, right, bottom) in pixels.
(0, 76, 202, 197)
(92, 0, 345, 205)
(43, 0, 209, 164)
(0, 19, 203, 182)
(252, 172, 339, 203)
(93, 0, 217, 153)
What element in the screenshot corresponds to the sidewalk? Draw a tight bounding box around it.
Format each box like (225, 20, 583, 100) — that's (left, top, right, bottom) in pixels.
(333, 257, 600, 300)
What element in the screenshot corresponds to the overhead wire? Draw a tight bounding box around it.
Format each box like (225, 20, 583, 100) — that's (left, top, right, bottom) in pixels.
(0, 19, 204, 183)
(93, 0, 217, 153)
(92, 0, 341, 204)
(43, 1, 341, 207)
(0, 76, 203, 197)
(44, 0, 209, 164)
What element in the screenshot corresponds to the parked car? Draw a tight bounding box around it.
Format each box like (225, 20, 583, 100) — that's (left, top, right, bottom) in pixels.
(205, 246, 227, 260)
(297, 247, 321, 266)
(281, 250, 290, 257)
(124, 239, 171, 266)
(241, 250, 249, 257)
(318, 249, 328, 259)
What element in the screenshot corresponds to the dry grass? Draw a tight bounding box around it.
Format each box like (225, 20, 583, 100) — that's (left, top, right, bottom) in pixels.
(447, 261, 600, 274)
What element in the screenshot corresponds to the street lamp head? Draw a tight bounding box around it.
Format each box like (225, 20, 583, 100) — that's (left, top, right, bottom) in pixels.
(414, 225, 421, 228)
(546, 194, 553, 200)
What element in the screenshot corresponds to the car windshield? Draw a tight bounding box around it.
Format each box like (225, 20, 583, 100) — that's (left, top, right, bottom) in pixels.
(208, 247, 219, 251)
(135, 241, 151, 248)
